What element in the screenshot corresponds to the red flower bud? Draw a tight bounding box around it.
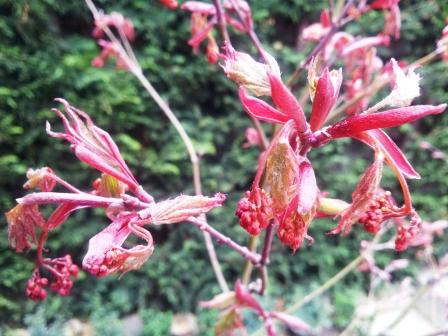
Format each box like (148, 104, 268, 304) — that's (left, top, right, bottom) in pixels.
(236, 188, 273, 235)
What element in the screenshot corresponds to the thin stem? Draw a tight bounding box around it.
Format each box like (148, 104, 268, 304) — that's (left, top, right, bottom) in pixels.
(189, 217, 262, 265)
(260, 223, 275, 265)
(212, 0, 230, 42)
(36, 228, 49, 266)
(131, 54, 230, 294)
(258, 222, 275, 294)
(241, 236, 259, 285)
(85, 0, 230, 293)
(227, 0, 267, 62)
(47, 173, 85, 194)
(286, 254, 364, 314)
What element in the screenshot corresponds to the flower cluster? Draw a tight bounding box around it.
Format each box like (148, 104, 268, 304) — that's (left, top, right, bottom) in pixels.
(229, 49, 445, 252)
(6, 100, 225, 300)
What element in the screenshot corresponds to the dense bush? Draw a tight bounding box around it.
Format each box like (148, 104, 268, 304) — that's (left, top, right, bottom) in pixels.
(1, 0, 447, 333)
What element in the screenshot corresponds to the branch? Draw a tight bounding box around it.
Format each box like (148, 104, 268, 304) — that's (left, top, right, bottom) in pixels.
(258, 221, 276, 294)
(189, 217, 262, 265)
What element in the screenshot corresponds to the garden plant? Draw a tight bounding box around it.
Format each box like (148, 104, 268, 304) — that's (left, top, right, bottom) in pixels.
(3, 0, 448, 334)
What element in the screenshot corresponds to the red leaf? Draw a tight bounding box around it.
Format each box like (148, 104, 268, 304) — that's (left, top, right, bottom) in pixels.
(320, 9, 331, 27)
(268, 73, 308, 132)
(310, 68, 342, 131)
(329, 154, 384, 235)
(359, 129, 420, 179)
(239, 87, 290, 124)
(327, 104, 446, 138)
(47, 203, 83, 230)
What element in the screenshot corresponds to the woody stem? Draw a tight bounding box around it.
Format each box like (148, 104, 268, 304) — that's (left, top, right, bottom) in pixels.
(189, 217, 262, 265)
(258, 221, 276, 294)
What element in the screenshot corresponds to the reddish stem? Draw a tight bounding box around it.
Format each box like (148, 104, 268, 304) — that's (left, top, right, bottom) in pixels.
(189, 217, 262, 265)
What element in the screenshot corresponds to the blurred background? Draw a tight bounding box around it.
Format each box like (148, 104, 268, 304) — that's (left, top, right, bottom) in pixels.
(0, 0, 447, 335)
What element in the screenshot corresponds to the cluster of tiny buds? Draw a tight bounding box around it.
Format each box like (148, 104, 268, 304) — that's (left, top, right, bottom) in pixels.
(48, 255, 79, 296)
(26, 272, 48, 301)
(359, 191, 395, 234)
(29, 255, 79, 299)
(86, 248, 127, 277)
(395, 210, 422, 252)
(236, 187, 273, 236)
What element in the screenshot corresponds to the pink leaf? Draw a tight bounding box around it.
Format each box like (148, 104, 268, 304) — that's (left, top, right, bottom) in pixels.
(234, 280, 264, 316)
(147, 193, 226, 224)
(269, 311, 310, 332)
(296, 160, 318, 215)
(82, 214, 134, 276)
(181, 1, 216, 15)
(47, 203, 84, 230)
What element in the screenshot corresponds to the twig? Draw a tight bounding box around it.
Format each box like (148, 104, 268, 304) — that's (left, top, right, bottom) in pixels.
(189, 217, 262, 265)
(212, 0, 230, 42)
(287, 254, 364, 314)
(227, 0, 267, 63)
(85, 0, 230, 293)
(242, 236, 259, 285)
(258, 222, 276, 294)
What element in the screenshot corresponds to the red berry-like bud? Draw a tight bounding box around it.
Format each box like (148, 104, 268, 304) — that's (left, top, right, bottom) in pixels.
(39, 277, 49, 286)
(236, 188, 273, 235)
(277, 196, 315, 252)
(358, 191, 395, 234)
(69, 264, 79, 278)
(395, 210, 421, 252)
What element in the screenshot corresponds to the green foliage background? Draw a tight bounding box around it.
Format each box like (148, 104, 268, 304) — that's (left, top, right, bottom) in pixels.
(0, 0, 447, 334)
